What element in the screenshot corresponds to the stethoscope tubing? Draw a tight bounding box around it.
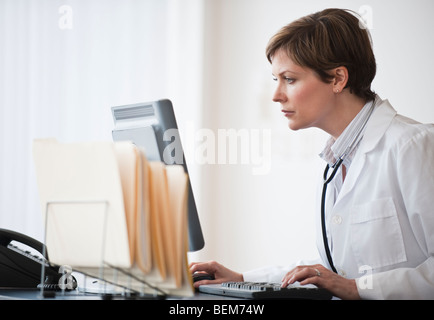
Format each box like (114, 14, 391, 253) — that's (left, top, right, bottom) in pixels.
(321, 161, 343, 274)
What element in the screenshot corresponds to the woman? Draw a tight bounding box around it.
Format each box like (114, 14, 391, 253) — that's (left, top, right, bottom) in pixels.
(190, 8, 434, 300)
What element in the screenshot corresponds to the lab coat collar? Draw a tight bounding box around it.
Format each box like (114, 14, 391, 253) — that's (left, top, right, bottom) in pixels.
(334, 97, 397, 205)
(358, 97, 397, 155)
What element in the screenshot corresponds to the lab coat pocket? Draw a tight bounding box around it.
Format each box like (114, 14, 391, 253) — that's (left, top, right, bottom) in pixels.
(350, 198, 407, 269)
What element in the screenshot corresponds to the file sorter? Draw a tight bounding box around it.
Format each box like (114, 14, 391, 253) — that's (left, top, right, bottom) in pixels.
(32, 138, 193, 297)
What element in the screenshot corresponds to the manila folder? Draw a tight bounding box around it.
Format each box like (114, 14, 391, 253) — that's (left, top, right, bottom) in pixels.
(32, 139, 131, 269)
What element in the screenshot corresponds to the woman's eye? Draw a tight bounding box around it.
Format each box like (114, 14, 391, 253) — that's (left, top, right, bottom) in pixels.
(271, 76, 295, 84)
(284, 77, 295, 84)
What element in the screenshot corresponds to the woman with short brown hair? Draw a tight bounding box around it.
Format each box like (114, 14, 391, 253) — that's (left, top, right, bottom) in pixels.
(191, 8, 434, 300)
(266, 8, 376, 101)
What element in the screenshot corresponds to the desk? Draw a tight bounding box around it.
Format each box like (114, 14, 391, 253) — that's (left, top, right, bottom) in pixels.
(0, 288, 239, 300)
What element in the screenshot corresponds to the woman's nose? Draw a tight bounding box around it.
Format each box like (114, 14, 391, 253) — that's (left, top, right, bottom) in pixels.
(272, 83, 286, 103)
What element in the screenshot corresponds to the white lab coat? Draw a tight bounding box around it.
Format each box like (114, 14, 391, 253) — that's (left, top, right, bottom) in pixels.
(243, 98, 434, 299)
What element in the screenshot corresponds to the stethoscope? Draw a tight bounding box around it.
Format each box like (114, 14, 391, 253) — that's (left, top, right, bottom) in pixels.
(320, 99, 377, 274)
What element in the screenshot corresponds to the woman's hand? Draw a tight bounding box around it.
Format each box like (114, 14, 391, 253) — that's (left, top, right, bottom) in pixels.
(189, 261, 243, 288)
(281, 264, 360, 300)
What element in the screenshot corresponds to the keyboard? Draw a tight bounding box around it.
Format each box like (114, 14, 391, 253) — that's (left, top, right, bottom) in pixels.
(198, 281, 333, 300)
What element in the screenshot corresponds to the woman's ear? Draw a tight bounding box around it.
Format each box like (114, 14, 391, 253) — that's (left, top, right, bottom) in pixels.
(332, 66, 349, 93)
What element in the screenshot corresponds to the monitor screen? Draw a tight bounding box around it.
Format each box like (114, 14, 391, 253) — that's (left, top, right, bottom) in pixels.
(111, 99, 205, 252)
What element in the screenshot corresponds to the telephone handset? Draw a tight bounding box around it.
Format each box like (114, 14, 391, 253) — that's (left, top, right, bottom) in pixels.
(0, 228, 76, 290)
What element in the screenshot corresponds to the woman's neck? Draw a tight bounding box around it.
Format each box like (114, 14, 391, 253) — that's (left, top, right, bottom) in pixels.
(326, 91, 367, 140)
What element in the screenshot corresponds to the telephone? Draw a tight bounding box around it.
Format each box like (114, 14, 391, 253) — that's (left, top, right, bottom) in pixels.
(0, 228, 76, 290)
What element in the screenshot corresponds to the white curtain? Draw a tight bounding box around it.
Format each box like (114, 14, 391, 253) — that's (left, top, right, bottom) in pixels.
(0, 0, 203, 240)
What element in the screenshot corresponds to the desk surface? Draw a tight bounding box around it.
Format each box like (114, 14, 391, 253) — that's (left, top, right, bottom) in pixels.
(0, 288, 239, 300)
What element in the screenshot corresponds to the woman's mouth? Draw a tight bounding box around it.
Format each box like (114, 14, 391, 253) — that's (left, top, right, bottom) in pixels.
(282, 110, 295, 117)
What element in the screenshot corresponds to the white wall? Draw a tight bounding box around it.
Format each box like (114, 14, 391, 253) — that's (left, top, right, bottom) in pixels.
(1, 0, 433, 275)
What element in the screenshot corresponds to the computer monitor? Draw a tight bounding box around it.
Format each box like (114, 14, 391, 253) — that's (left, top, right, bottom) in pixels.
(111, 99, 205, 252)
